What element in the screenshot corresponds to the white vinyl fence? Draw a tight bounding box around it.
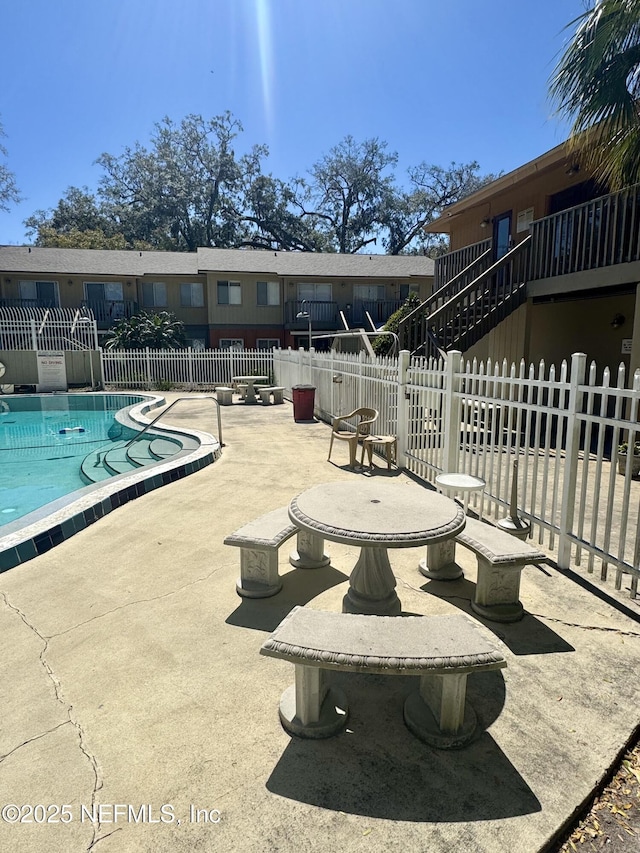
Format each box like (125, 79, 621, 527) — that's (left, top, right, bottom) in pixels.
(0, 312, 98, 351)
(101, 348, 275, 390)
(98, 345, 639, 599)
(273, 347, 640, 599)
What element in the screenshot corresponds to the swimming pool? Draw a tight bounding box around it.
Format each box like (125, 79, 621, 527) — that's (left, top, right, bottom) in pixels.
(0, 393, 220, 572)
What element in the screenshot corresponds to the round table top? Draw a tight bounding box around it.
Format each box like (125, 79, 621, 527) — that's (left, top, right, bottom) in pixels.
(435, 473, 486, 491)
(289, 480, 465, 548)
(232, 375, 268, 382)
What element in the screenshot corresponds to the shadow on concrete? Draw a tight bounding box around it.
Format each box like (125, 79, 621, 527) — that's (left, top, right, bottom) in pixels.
(225, 564, 349, 633)
(266, 669, 541, 822)
(419, 575, 575, 656)
(550, 561, 640, 625)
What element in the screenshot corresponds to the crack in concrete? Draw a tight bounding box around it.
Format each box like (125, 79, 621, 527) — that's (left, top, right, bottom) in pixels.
(87, 825, 123, 850)
(0, 566, 223, 851)
(527, 612, 640, 638)
(0, 591, 103, 850)
(0, 721, 71, 764)
(397, 579, 640, 637)
(49, 564, 225, 639)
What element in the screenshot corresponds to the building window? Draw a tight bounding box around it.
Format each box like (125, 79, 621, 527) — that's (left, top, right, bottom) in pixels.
(142, 281, 167, 308)
(217, 280, 241, 305)
(257, 281, 280, 306)
(399, 283, 420, 301)
(180, 282, 204, 307)
(257, 338, 280, 350)
(18, 280, 59, 306)
(354, 284, 386, 301)
(85, 282, 123, 302)
(186, 338, 206, 350)
(297, 283, 332, 302)
(219, 338, 244, 350)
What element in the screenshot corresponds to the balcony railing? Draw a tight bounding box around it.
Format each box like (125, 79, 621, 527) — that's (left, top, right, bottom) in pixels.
(528, 184, 640, 281)
(349, 299, 403, 326)
(82, 299, 138, 328)
(0, 298, 59, 310)
(285, 300, 338, 327)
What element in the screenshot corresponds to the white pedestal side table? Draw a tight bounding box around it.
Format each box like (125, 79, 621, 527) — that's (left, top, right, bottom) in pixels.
(435, 473, 486, 517)
(419, 473, 486, 582)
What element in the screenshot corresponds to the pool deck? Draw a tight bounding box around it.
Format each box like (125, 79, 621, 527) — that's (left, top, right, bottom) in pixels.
(0, 391, 639, 853)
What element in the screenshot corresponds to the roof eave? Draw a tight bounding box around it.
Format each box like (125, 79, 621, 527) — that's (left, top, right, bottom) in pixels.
(424, 141, 571, 234)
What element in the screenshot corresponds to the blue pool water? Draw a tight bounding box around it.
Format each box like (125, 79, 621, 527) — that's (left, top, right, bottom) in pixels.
(0, 394, 145, 528)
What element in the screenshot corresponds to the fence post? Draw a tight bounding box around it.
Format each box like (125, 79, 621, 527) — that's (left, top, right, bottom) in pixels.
(30, 319, 38, 350)
(309, 346, 315, 386)
(145, 347, 152, 390)
(558, 352, 587, 569)
(443, 351, 463, 474)
(396, 350, 410, 468)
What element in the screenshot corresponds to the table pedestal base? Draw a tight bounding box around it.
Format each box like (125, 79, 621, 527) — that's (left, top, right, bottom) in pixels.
(342, 546, 402, 615)
(289, 530, 330, 569)
(419, 539, 463, 581)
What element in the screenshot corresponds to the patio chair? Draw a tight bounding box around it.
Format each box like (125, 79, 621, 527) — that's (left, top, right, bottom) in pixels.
(328, 407, 378, 468)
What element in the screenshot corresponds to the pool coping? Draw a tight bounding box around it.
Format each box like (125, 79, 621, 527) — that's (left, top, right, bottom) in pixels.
(0, 393, 221, 572)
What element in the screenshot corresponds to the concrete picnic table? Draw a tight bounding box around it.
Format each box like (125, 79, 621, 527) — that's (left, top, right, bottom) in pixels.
(232, 375, 269, 405)
(288, 480, 466, 615)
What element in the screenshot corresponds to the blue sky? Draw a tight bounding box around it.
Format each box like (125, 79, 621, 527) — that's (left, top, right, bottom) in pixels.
(1, 0, 585, 246)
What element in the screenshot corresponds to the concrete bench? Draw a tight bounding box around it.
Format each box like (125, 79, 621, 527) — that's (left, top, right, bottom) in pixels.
(258, 386, 285, 405)
(455, 517, 549, 623)
(260, 606, 506, 748)
(224, 507, 329, 598)
(215, 386, 234, 405)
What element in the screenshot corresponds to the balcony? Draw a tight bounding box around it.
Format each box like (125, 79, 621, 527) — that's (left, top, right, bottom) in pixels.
(348, 299, 404, 327)
(285, 300, 338, 329)
(82, 299, 138, 329)
(528, 184, 640, 281)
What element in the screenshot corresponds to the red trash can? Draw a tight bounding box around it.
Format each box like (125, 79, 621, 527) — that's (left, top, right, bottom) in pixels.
(292, 385, 316, 421)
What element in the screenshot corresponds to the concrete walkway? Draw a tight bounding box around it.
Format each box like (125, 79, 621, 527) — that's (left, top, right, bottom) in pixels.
(1, 392, 639, 853)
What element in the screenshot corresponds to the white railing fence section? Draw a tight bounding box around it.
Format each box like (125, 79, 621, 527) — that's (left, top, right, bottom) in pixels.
(101, 348, 275, 390)
(274, 348, 399, 436)
(0, 318, 97, 351)
(272, 348, 640, 598)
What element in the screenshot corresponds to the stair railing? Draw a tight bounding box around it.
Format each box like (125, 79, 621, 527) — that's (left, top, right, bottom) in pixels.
(424, 236, 531, 356)
(124, 394, 224, 449)
(399, 247, 492, 353)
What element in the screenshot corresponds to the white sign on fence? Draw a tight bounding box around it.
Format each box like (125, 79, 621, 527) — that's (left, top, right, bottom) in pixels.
(36, 351, 67, 391)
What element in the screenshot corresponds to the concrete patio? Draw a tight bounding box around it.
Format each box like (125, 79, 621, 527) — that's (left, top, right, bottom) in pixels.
(0, 392, 639, 853)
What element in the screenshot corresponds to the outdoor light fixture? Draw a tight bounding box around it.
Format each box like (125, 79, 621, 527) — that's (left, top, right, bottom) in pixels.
(611, 313, 625, 329)
(480, 217, 491, 228)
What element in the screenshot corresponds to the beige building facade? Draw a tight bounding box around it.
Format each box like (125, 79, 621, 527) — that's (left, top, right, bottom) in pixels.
(421, 142, 640, 376)
(0, 247, 434, 350)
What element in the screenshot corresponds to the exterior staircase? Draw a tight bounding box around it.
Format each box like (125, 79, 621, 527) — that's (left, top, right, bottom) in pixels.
(399, 236, 531, 358)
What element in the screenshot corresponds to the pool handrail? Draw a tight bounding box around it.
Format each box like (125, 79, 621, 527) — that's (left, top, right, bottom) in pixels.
(124, 394, 224, 449)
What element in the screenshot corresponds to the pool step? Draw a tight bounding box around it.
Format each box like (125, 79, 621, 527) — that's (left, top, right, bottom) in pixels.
(80, 443, 127, 484)
(128, 436, 183, 465)
(80, 436, 183, 484)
